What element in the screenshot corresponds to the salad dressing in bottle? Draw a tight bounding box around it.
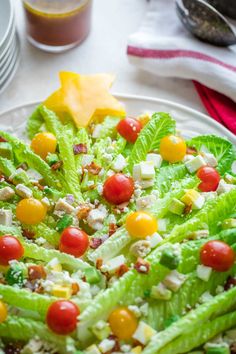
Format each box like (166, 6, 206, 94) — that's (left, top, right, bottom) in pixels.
(22, 0, 92, 52)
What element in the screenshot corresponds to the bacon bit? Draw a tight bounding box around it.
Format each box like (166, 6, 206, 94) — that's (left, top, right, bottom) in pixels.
(106, 335, 120, 352)
(71, 282, 80, 295)
(184, 204, 192, 215)
(186, 146, 197, 155)
(0, 136, 7, 143)
(28, 265, 46, 281)
(224, 276, 236, 291)
(115, 264, 129, 277)
(17, 162, 28, 171)
(96, 258, 103, 270)
(77, 205, 91, 220)
(51, 160, 63, 171)
(34, 285, 44, 294)
(109, 223, 117, 237)
(90, 238, 103, 249)
(230, 343, 236, 353)
(22, 229, 35, 240)
(31, 181, 45, 191)
(73, 143, 87, 155)
(134, 258, 150, 274)
(85, 162, 102, 175)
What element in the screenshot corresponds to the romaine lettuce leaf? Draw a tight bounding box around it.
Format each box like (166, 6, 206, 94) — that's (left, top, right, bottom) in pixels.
(128, 112, 175, 171)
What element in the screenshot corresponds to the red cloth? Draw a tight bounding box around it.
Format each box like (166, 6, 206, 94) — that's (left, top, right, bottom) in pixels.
(194, 81, 236, 135)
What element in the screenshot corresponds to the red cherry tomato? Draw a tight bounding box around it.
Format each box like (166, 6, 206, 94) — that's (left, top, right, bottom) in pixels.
(0, 236, 24, 265)
(103, 173, 134, 205)
(200, 240, 235, 272)
(197, 166, 220, 192)
(117, 117, 142, 143)
(46, 300, 80, 335)
(59, 227, 89, 257)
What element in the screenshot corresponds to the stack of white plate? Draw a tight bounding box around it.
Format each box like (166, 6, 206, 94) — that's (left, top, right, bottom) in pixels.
(0, 0, 20, 95)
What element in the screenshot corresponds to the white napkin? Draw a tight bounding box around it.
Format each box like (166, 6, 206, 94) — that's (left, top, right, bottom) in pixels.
(127, 0, 236, 102)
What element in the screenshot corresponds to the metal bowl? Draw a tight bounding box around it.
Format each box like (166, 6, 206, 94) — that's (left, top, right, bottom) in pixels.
(207, 0, 236, 20)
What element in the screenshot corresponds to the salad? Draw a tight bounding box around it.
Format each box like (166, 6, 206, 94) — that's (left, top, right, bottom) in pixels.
(0, 72, 235, 354)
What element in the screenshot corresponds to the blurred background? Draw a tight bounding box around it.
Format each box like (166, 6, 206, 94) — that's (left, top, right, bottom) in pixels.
(0, 0, 203, 113)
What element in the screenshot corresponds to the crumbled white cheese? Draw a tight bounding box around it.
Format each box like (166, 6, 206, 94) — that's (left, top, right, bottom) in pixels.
(201, 192, 217, 201)
(54, 198, 75, 215)
(121, 344, 132, 353)
(0, 209, 12, 226)
(0, 187, 15, 201)
(197, 265, 212, 282)
(87, 205, 108, 230)
(98, 339, 115, 353)
(112, 154, 127, 172)
(133, 164, 141, 181)
(26, 169, 43, 182)
(136, 195, 157, 211)
(146, 153, 162, 168)
(217, 180, 235, 195)
(199, 291, 214, 303)
(81, 155, 94, 167)
(132, 321, 156, 345)
(185, 155, 206, 173)
(101, 255, 126, 274)
(15, 184, 32, 199)
(41, 197, 51, 207)
(146, 233, 163, 248)
(140, 179, 155, 189)
(183, 154, 195, 163)
(163, 270, 186, 292)
(92, 124, 103, 138)
(158, 219, 168, 232)
(202, 152, 217, 167)
(192, 194, 205, 210)
(128, 305, 141, 317)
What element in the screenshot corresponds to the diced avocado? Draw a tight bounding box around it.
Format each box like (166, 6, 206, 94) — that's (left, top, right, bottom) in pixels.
(150, 283, 172, 300)
(221, 218, 236, 230)
(205, 347, 230, 354)
(5, 264, 25, 287)
(46, 153, 60, 167)
(9, 169, 30, 186)
(169, 198, 185, 215)
(0, 142, 13, 160)
(84, 268, 101, 284)
(92, 320, 111, 340)
(159, 249, 180, 270)
(164, 314, 180, 328)
(43, 186, 61, 202)
(56, 214, 73, 232)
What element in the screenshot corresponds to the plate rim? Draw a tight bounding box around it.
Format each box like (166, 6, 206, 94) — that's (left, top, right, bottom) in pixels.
(0, 0, 14, 49)
(0, 93, 235, 144)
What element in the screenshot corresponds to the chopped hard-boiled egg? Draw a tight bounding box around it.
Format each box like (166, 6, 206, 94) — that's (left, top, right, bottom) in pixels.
(197, 265, 212, 282)
(101, 255, 126, 274)
(146, 153, 163, 168)
(181, 189, 205, 210)
(185, 155, 206, 173)
(140, 161, 155, 180)
(132, 321, 157, 345)
(51, 285, 72, 299)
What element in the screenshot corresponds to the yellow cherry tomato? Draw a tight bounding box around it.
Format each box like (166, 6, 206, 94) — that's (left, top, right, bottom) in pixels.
(126, 211, 158, 239)
(31, 132, 57, 160)
(0, 301, 7, 323)
(16, 198, 47, 225)
(108, 307, 138, 340)
(160, 135, 186, 163)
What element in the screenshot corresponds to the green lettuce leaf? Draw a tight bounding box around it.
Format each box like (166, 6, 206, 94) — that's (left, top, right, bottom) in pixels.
(128, 112, 176, 171)
(187, 135, 235, 175)
(26, 105, 44, 140)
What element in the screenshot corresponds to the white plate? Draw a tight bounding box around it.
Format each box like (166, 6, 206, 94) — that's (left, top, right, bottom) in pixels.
(0, 94, 235, 145)
(0, 0, 14, 51)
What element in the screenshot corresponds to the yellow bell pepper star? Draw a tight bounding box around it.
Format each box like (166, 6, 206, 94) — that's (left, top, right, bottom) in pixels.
(44, 72, 126, 127)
